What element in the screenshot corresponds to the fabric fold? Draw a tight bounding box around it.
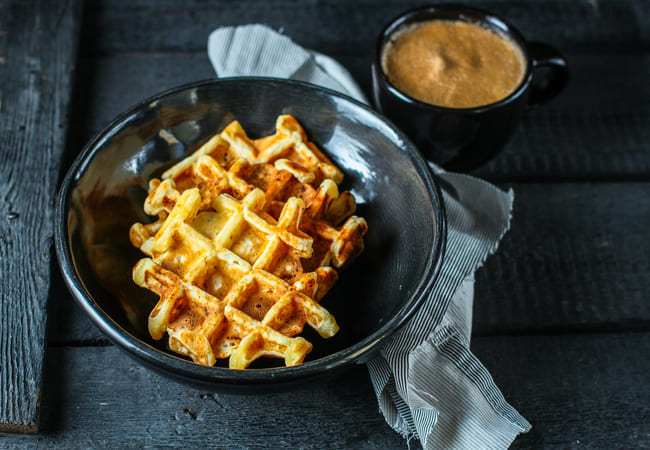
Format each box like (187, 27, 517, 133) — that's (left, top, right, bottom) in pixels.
(209, 24, 367, 103)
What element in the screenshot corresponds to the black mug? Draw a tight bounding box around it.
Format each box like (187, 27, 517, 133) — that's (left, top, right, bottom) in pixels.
(372, 4, 569, 171)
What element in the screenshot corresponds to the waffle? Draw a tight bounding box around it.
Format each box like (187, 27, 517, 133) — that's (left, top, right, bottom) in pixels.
(129, 116, 367, 369)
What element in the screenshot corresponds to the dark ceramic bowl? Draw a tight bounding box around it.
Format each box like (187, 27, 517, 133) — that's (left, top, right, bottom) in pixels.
(55, 78, 446, 391)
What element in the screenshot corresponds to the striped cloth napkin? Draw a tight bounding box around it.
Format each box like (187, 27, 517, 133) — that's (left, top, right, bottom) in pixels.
(208, 24, 531, 449)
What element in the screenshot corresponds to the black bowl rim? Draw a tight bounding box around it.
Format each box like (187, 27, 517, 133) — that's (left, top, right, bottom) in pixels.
(55, 77, 446, 386)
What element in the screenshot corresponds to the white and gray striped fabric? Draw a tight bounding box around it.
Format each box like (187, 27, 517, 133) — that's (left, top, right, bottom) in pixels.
(208, 24, 531, 449)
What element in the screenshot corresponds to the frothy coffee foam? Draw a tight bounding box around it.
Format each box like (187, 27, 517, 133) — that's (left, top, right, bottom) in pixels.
(382, 20, 526, 108)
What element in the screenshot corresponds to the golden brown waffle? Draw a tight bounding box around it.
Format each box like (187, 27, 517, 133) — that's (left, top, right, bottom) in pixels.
(130, 115, 367, 369)
(144, 117, 354, 225)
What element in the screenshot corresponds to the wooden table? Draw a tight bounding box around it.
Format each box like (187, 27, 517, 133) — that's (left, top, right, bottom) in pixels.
(2, 0, 648, 447)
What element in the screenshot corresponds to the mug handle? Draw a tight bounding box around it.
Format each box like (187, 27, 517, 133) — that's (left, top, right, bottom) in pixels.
(527, 42, 569, 107)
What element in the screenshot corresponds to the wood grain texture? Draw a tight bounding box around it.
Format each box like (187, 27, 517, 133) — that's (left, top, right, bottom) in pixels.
(474, 181, 650, 335)
(66, 51, 650, 181)
(77, 0, 649, 55)
(0, 0, 82, 432)
(475, 53, 650, 181)
(473, 332, 650, 449)
(5, 346, 405, 448)
(46, 264, 104, 346)
(2, 333, 648, 448)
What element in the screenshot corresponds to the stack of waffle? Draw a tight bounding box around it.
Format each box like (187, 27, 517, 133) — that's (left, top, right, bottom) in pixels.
(129, 115, 367, 369)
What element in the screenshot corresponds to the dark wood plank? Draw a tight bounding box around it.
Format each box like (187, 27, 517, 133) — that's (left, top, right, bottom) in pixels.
(62, 54, 214, 166)
(0, 0, 82, 432)
(475, 53, 650, 181)
(4, 332, 648, 447)
(79, 0, 649, 55)
(474, 181, 650, 335)
(57, 0, 650, 185)
(473, 332, 650, 449)
(46, 266, 105, 346)
(6, 346, 406, 448)
(65, 53, 650, 181)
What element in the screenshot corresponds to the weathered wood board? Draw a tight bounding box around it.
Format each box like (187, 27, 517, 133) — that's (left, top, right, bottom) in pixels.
(0, 0, 82, 432)
(1, 333, 647, 447)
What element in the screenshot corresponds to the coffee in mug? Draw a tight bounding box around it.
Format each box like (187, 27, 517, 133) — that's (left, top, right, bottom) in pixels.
(372, 5, 569, 171)
(381, 20, 526, 109)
